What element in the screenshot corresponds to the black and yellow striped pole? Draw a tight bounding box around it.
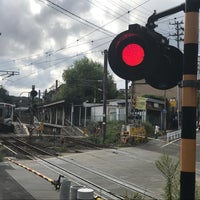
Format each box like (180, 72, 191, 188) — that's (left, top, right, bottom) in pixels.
(180, 0, 199, 199)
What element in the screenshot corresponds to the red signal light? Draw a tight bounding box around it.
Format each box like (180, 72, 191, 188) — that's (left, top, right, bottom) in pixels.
(108, 23, 183, 89)
(122, 44, 145, 66)
(108, 24, 160, 81)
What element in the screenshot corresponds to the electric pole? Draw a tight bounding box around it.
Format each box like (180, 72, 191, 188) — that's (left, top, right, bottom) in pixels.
(170, 19, 184, 130)
(170, 19, 184, 49)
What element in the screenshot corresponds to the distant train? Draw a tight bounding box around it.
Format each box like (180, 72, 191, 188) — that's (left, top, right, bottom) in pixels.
(0, 102, 14, 132)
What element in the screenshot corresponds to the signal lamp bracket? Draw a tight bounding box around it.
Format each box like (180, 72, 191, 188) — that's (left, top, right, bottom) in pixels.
(179, 80, 200, 89)
(146, 3, 185, 30)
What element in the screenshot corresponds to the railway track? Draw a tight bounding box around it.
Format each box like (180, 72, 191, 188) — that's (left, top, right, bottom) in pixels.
(1, 135, 101, 156)
(1, 137, 56, 159)
(64, 136, 107, 150)
(2, 136, 160, 199)
(47, 156, 159, 199)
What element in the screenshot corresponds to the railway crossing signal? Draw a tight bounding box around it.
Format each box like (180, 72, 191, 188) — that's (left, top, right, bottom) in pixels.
(30, 85, 37, 99)
(108, 23, 183, 90)
(30, 90, 37, 98)
(110, 2, 199, 199)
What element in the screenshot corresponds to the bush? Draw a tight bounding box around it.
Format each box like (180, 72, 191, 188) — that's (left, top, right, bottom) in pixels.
(142, 121, 154, 137)
(87, 121, 123, 144)
(155, 153, 179, 200)
(86, 121, 103, 144)
(105, 121, 123, 144)
(87, 120, 153, 145)
(155, 153, 200, 200)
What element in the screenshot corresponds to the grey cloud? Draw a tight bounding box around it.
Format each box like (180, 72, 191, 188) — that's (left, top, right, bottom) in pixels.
(0, 0, 185, 96)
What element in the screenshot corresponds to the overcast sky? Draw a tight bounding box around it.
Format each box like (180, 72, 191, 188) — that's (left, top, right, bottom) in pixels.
(0, 0, 186, 97)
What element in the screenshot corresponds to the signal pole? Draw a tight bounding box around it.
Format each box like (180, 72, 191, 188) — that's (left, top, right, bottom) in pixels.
(107, 3, 199, 198)
(125, 80, 129, 125)
(180, 1, 199, 199)
(102, 50, 107, 143)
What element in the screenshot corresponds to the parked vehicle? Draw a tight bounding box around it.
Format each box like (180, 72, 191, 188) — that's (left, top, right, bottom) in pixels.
(0, 102, 14, 131)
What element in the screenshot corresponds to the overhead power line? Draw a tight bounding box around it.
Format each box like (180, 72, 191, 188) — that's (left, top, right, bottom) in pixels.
(0, 35, 112, 69)
(38, 0, 114, 36)
(3, 0, 150, 68)
(10, 38, 111, 83)
(4, 0, 151, 85)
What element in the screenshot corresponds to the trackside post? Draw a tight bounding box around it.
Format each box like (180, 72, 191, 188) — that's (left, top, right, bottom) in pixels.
(180, 1, 199, 199)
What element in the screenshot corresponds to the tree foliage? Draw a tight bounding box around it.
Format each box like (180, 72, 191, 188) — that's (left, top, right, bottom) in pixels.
(0, 86, 12, 103)
(55, 57, 118, 104)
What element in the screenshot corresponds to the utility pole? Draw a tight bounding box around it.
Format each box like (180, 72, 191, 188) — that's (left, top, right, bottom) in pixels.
(102, 50, 107, 143)
(170, 19, 184, 49)
(180, 1, 199, 199)
(170, 20, 184, 130)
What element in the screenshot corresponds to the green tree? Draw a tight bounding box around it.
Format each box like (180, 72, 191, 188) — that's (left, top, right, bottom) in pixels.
(43, 89, 55, 103)
(55, 57, 118, 104)
(0, 86, 12, 103)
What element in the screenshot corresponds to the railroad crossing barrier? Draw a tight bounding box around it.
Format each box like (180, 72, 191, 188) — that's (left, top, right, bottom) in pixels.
(166, 129, 181, 143)
(6, 158, 63, 190)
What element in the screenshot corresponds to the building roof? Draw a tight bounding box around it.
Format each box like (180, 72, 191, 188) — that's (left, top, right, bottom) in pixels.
(133, 79, 178, 99)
